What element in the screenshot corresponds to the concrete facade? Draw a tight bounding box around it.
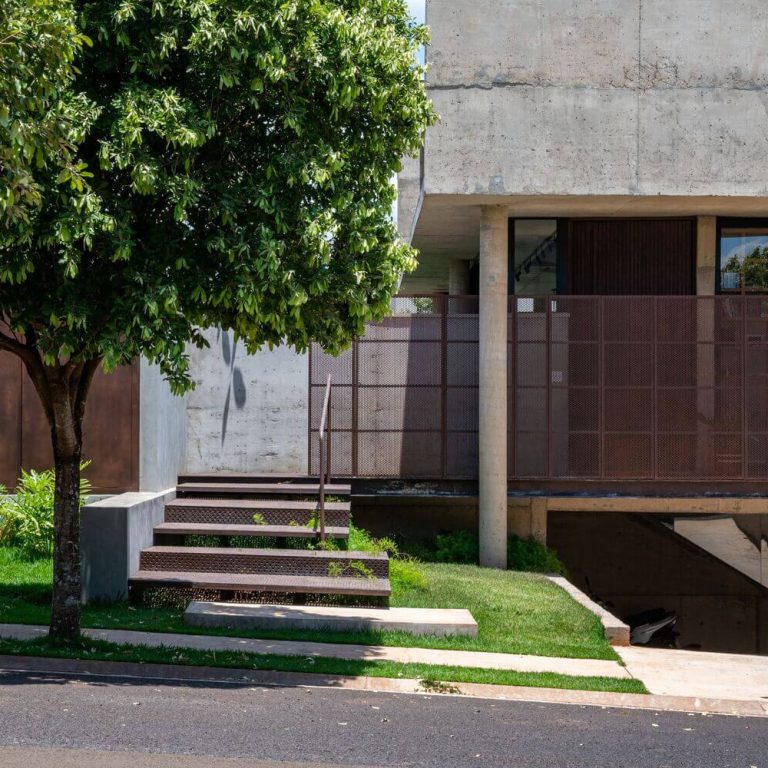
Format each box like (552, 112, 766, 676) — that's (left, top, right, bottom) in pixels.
(185, 329, 309, 475)
(399, 0, 768, 289)
(423, 0, 768, 200)
(139, 359, 188, 492)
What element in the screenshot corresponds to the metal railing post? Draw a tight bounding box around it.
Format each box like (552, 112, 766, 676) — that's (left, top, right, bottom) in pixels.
(317, 374, 332, 542)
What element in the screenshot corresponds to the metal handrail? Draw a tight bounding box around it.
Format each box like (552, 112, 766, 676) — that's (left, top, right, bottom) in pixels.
(317, 374, 332, 541)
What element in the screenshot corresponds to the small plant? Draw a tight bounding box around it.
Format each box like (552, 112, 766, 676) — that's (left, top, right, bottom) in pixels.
(348, 560, 376, 580)
(390, 555, 428, 591)
(507, 536, 567, 575)
(184, 534, 222, 547)
(326, 559, 376, 580)
(419, 679, 462, 695)
(0, 463, 91, 559)
(313, 538, 340, 552)
(434, 530, 479, 565)
(306, 509, 320, 530)
(251, 512, 268, 526)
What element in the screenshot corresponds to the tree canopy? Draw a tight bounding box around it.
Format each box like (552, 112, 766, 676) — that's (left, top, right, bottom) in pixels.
(0, 0, 433, 640)
(1, 0, 433, 390)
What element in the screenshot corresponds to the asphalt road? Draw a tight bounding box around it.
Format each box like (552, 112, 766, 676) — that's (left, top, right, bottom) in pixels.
(0, 667, 766, 768)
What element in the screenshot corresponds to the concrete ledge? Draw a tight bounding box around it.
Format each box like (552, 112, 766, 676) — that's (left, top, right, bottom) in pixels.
(184, 602, 479, 637)
(81, 489, 175, 604)
(546, 575, 631, 647)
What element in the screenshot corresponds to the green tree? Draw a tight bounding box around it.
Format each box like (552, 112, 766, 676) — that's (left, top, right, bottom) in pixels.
(723, 246, 768, 292)
(0, 0, 433, 641)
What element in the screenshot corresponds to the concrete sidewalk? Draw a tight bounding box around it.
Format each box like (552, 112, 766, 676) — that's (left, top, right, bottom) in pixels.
(0, 623, 629, 679)
(618, 646, 768, 702)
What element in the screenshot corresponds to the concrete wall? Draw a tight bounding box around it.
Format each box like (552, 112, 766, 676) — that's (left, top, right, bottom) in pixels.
(423, 0, 768, 198)
(548, 511, 768, 654)
(139, 359, 187, 491)
(81, 489, 174, 603)
(185, 329, 309, 474)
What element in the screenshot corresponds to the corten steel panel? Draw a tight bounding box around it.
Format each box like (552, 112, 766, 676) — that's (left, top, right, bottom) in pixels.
(0, 358, 138, 492)
(569, 219, 696, 295)
(309, 294, 768, 486)
(0, 354, 22, 489)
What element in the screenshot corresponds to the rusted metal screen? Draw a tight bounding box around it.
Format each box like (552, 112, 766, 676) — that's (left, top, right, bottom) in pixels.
(310, 296, 479, 478)
(0, 354, 139, 492)
(310, 295, 768, 483)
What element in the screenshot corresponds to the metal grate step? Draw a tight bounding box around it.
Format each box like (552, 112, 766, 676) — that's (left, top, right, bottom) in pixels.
(154, 522, 349, 541)
(164, 498, 350, 527)
(139, 546, 389, 579)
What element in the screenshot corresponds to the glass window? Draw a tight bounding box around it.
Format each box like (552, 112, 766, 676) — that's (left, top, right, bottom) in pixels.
(720, 227, 768, 294)
(513, 220, 558, 295)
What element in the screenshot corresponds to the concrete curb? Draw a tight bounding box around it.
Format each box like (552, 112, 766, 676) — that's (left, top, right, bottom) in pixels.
(1, 654, 766, 719)
(546, 575, 631, 646)
(0, 623, 628, 679)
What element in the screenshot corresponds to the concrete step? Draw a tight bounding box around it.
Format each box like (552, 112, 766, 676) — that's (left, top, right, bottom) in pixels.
(154, 522, 350, 542)
(164, 498, 351, 528)
(129, 571, 391, 600)
(138, 546, 389, 579)
(175, 482, 351, 499)
(184, 601, 477, 637)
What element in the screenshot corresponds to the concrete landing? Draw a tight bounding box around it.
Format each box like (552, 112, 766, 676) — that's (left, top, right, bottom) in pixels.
(184, 602, 478, 637)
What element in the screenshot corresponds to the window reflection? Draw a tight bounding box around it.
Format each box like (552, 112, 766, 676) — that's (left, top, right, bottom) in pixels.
(514, 220, 558, 295)
(720, 228, 768, 294)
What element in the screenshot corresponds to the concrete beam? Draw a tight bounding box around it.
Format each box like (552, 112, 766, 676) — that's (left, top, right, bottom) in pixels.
(478, 206, 508, 568)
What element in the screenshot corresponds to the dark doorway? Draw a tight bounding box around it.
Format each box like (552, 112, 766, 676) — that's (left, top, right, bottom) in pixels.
(568, 219, 696, 295)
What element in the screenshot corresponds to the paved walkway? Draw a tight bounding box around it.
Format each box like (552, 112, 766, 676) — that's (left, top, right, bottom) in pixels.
(0, 623, 628, 679)
(617, 646, 768, 702)
(5, 623, 767, 704)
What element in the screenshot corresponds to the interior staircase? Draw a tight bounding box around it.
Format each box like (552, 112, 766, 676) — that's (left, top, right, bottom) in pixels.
(128, 474, 391, 607)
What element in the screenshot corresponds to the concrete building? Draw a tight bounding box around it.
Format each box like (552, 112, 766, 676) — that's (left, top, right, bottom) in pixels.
(4, 0, 768, 652)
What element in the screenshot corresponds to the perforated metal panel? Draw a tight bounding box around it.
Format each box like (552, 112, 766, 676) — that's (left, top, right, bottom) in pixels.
(309, 295, 768, 484)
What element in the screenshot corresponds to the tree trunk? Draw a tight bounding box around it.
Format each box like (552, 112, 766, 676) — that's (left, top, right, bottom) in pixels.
(50, 439, 82, 642)
(48, 385, 84, 643)
(2, 335, 101, 643)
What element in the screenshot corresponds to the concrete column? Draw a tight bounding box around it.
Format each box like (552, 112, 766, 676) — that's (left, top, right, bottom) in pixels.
(448, 259, 472, 295)
(478, 206, 508, 569)
(697, 216, 717, 296)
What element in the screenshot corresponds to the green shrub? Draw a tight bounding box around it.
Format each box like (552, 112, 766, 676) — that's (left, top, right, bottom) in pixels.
(390, 556, 428, 592)
(347, 525, 399, 557)
(0, 464, 91, 558)
(507, 535, 567, 575)
(434, 530, 479, 564)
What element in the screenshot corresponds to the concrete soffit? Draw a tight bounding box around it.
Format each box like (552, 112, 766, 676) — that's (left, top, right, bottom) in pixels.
(411, 193, 768, 264)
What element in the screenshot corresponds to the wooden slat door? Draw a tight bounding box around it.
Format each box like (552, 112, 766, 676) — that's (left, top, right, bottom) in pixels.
(568, 219, 696, 295)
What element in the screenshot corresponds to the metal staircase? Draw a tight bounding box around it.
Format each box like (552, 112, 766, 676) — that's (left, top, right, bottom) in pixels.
(128, 377, 391, 607)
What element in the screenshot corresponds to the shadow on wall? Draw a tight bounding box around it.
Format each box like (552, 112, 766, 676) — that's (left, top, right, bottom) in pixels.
(219, 330, 247, 446)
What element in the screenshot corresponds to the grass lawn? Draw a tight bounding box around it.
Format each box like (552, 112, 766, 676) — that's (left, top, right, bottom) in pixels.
(0, 546, 617, 661)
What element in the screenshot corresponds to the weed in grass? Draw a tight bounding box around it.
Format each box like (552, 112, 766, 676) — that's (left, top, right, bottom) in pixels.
(419, 679, 462, 695)
(326, 560, 376, 580)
